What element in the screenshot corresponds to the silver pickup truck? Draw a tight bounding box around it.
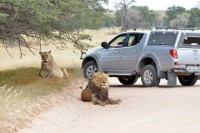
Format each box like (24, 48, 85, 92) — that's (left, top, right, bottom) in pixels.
(81, 30, 200, 87)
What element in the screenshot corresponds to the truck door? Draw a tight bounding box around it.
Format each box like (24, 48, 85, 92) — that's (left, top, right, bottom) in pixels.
(120, 33, 144, 71)
(101, 33, 128, 72)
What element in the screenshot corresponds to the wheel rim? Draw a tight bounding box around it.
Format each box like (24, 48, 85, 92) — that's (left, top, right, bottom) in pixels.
(143, 70, 153, 85)
(86, 65, 97, 79)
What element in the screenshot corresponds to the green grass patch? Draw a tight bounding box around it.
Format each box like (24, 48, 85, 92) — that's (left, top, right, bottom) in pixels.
(0, 67, 80, 98)
(0, 67, 82, 132)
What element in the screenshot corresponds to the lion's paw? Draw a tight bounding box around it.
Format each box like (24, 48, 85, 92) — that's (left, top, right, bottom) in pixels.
(99, 102, 106, 106)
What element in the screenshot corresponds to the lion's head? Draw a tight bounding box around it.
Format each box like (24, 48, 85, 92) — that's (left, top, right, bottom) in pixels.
(39, 51, 53, 64)
(92, 72, 109, 91)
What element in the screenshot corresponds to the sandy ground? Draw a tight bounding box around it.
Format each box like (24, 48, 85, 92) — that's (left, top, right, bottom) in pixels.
(19, 78, 200, 133)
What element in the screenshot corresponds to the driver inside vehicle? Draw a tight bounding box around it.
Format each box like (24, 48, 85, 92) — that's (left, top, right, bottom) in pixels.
(107, 34, 127, 48)
(115, 39, 125, 48)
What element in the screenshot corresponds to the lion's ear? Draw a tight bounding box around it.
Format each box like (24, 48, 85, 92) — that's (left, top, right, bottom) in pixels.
(39, 51, 42, 55)
(48, 51, 51, 53)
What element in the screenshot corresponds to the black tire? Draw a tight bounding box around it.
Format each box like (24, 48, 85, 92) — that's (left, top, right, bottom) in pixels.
(83, 61, 98, 79)
(118, 76, 138, 85)
(178, 75, 198, 86)
(141, 65, 160, 87)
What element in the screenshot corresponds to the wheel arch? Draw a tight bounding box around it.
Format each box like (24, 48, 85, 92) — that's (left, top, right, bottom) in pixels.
(137, 55, 163, 78)
(82, 56, 98, 68)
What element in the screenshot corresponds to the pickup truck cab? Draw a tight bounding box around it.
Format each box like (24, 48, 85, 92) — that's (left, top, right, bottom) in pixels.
(81, 30, 200, 87)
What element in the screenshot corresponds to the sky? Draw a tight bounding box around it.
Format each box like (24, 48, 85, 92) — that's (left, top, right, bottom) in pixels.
(107, 0, 200, 10)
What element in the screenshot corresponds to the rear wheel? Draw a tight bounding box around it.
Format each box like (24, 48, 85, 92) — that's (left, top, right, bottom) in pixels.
(118, 76, 138, 85)
(83, 61, 98, 79)
(178, 75, 198, 86)
(141, 65, 160, 87)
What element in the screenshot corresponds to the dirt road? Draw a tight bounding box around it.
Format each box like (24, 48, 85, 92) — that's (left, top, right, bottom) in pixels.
(19, 78, 200, 133)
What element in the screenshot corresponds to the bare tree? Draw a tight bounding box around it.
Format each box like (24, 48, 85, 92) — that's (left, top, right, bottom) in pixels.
(118, 0, 136, 31)
(126, 8, 142, 31)
(154, 11, 166, 27)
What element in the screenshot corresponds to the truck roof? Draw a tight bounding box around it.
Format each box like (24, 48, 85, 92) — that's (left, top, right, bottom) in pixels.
(121, 31, 151, 34)
(120, 29, 200, 36)
(152, 29, 200, 34)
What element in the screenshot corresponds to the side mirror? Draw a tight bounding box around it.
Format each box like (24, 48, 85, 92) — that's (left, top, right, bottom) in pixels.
(101, 42, 108, 49)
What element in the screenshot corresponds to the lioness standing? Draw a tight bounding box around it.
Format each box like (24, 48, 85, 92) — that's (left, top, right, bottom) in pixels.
(39, 51, 69, 78)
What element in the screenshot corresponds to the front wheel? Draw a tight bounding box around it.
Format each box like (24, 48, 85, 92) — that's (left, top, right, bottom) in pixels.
(83, 61, 98, 79)
(178, 75, 198, 86)
(141, 65, 160, 87)
(118, 76, 138, 85)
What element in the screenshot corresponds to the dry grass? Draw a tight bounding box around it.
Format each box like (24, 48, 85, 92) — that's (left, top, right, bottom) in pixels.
(82, 28, 120, 47)
(0, 85, 30, 132)
(0, 46, 82, 70)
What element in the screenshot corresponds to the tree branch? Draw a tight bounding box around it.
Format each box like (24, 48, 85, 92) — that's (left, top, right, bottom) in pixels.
(17, 39, 25, 58)
(5, 43, 14, 59)
(20, 36, 35, 56)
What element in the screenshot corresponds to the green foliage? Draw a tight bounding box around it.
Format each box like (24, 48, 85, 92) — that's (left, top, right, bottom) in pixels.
(108, 3, 200, 31)
(134, 6, 155, 28)
(114, 9, 123, 27)
(103, 12, 116, 27)
(188, 8, 200, 27)
(164, 6, 186, 27)
(0, 0, 107, 51)
(164, 5, 200, 28)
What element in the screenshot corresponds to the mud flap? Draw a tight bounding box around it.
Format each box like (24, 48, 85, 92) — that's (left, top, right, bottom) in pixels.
(167, 71, 177, 86)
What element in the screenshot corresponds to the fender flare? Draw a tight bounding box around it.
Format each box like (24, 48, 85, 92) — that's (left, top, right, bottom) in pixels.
(137, 54, 164, 78)
(82, 55, 100, 70)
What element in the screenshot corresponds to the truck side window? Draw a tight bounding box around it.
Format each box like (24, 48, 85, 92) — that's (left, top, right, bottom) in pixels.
(148, 32, 177, 46)
(109, 35, 127, 48)
(128, 36, 135, 46)
(183, 37, 200, 46)
(128, 34, 144, 46)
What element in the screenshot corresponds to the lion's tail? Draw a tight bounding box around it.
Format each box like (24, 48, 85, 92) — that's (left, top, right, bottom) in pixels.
(62, 68, 69, 79)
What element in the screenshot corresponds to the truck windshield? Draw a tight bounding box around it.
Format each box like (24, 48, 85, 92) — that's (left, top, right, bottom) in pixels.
(148, 32, 178, 46)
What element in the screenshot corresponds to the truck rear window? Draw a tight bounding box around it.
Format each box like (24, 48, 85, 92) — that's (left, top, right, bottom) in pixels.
(148, 32, 178, 46)
(183, 37, 200, 46)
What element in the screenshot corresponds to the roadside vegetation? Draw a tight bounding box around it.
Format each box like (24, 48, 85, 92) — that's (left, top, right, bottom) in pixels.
(0, 67, 81, 132)
(0, 27, 119, 132)
(1, 0, 200, 132)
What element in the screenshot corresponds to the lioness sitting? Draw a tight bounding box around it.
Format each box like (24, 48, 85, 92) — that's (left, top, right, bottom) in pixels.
(39, 51, 69, 78)
(81, 72, 121, 106)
